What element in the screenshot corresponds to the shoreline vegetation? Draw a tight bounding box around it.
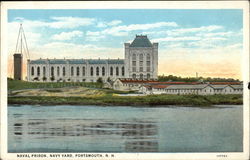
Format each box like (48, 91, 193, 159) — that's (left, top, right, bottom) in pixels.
(8, 79, 243, 107)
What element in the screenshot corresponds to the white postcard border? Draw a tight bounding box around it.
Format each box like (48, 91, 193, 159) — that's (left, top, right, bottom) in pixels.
(1, 1, 249, 160)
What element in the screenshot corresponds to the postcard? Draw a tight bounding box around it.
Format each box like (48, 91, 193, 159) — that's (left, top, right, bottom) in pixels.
(0, 1, 249, 160)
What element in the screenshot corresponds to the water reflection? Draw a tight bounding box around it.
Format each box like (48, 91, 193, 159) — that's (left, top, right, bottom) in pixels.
(11, 118, 158, 152)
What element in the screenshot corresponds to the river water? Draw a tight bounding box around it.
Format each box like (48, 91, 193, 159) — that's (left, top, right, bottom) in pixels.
(8, 105, 243, 152)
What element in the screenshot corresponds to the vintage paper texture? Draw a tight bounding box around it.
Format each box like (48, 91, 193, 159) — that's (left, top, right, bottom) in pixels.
(1, 1, 249, 160)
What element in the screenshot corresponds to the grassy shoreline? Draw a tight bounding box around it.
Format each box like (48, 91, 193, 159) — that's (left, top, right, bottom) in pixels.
(7, 79, 243, 107)
(8, 94, 243, 107)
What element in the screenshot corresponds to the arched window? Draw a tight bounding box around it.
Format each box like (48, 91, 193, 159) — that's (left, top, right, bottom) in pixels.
(116, 67, 119, 76)
(102, 67, 105, 76)
(147, 74, 150, 79)
(110, 67, 113, 76)
(96, 67, 99, 76)
(57, 66, 60, 76)
(132, 54, 136, 60)
(147, 54, 150, 60)
(132, 74, 136, 79)
(43, 66, 46, 76)
(140, 74, 143, 79)
(31, 67, 34, 76)
(71, 67, 74, 76)
(139, 54, 143, 61)
(37, 67, 40, 76)
(90, 67, 93, 76)
(51, 67, 54, 76)
(82, 67, 85, 76)
(63, 67, 65, 76)
(122, 66, 125, 76)
(77, 67, 80, 76)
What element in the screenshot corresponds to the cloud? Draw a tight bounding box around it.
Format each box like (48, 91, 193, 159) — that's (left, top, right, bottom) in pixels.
(48, 17, 95, 29)
(103, 22, 178, 36)
(199, 31, 233, 37)
(109, 20, 122, 26)
(86, 31, 100, 36)
(152, 36, 201, 42)
(51, 31, 83, 41)
(97, 20, 122, 28)
(166, 25, 223, 36)
(9, 16, 96, 30)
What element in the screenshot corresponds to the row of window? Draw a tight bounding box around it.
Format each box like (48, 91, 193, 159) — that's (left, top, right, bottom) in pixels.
(132, 67, 151, 72)
(132, 61, 151, 66)
(132, 74, 151, 79)
(31, 66, 125, 77)
(132, 54, 151, 61)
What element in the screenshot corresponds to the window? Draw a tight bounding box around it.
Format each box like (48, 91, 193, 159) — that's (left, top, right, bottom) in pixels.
(140, 67, 143, 72)
(43, 67, 46, 76)
(110, 67, 113, 76)
(82, 67, 85, 76)
(57, 66, 60, 76)
(147, 54, 150, 61)
(132, 54, 136, 61)
(31, 67, 34, 76)
(116, 67, 119, 76)
(147, 61, 150, 66)
(37, 67, 40, 76)
(63, 67, 66, 76)
(90, 67, 93, 76)
(147, 67, 150, 72)
(122, 67, 125, 76)
(71, 67, 74, 76)
(102, 67, 105, 76)
(139, 54, 143, 61)
(132, 74, 136, 79)
(51, 67, 54, 76)
(139, 61, 143, 67)
(96, 67, 99, 76)
(147, 74, 150, 79)
(132, 61, 136, 66)
(132, 67, 136, 72)
(140, 74, 143, 79)
(77, 67, 80, 76)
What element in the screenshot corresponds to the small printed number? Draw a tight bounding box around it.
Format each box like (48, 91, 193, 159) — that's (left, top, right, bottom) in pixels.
(216, 155, 228, 157)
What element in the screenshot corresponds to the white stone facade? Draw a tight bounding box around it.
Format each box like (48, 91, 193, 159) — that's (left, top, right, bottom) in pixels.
(27, 35, 158, 82)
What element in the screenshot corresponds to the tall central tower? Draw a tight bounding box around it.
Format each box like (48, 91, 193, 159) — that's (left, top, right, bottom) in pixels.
(124, 35, 158, 80)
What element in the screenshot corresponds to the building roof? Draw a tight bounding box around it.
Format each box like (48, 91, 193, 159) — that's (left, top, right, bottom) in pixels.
(107, 59, 124, 64)
(166, 84, 209, 90)
(130, 35, 153, 47)
(230, 85, 243, 89)
(149, 82, 201, 85)
(119, 78, 158, 83)
(50, 59, 68, 64)
(210, 82, 241, 85)
(210, 85, 228, 90)
(152, 85, 169, 89)
(88, 59, 107, 64)
(29, 59, 47, 64)
(29, 59, 125, 65)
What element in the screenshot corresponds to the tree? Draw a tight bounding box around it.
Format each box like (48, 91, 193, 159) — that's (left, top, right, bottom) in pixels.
(107, 77, 111, 83)
(42, 77, 47, 82)
(33, 77, 39, 81)
(97, 77, 103, 84)
(50, 76, 55, 82)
